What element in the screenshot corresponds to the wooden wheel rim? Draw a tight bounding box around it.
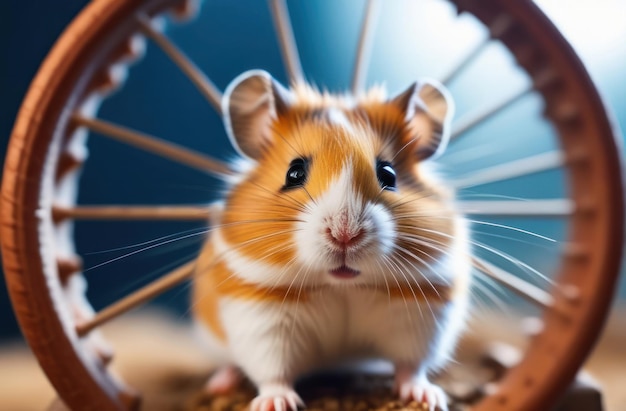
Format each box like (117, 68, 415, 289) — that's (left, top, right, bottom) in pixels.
(1, 1, 623, 411)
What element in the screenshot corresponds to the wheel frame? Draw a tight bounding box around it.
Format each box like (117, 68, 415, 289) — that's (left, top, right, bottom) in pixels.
(1, 0, 623, 410)
(2, 1, 194, 409)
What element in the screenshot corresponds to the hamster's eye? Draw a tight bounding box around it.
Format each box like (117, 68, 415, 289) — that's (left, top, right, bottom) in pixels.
(284, 158, 308, 190)
(376, 161, 397, 191)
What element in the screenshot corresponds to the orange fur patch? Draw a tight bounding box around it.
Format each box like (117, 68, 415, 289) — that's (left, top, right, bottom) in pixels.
(193, 239, 452, 343)
(195, 83, 465, 343)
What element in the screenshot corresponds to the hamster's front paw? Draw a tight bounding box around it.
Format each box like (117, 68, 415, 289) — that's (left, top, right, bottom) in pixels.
(204, 365, 243, 395)
(397, 375, 448, 411)
(251, 383, 304, 411)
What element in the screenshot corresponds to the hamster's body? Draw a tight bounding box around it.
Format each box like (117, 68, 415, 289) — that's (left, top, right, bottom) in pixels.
(193, 71, 471, 411)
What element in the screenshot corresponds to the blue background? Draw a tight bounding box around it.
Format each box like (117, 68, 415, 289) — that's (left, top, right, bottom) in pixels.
(0, 0, 624, 340)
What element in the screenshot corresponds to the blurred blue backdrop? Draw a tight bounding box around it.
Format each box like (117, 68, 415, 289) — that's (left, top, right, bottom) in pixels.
(0, 0, 624, 340)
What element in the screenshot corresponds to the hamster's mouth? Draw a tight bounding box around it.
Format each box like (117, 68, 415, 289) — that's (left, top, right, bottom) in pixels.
(329, 265, 361, 279)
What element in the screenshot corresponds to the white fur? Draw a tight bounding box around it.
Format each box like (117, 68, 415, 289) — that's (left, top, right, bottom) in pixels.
(210, 284, 468, 388)
(200, 87, 468, 409)
(326, 108, 356, 134)
(200, 164, 471, 394)
(212, 228, 300, 288)
(293, 165, 395, 287)
(193, 320, 231, 366)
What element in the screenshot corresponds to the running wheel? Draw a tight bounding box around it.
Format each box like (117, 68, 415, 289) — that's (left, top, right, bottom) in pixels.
(2, 0, 623, 410)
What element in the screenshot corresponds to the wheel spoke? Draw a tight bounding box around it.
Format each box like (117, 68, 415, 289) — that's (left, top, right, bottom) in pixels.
(268, 0, 304, 83)
(450, 150, 565, 189)
(76, 260, 196, 337)
(73, 115, 233, 176)
(458, 199, 574, 217)
(351, 0, 381, 94)
(441, 14, 514, 85)
(53, 205, 211, 222)
(451, 85, 533, 140)
(472, 257, 553, 309)
(137, 14, 222, 113)
(441, 38, 490, 85)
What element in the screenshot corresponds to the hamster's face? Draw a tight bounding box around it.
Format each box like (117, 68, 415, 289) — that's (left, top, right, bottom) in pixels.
(219, 71, 459, 290)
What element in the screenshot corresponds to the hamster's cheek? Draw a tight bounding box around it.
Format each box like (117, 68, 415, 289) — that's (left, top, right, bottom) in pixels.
(293, 207, 336, 273)
(347, 202, 396, 280)
(365, 202, 396, 256)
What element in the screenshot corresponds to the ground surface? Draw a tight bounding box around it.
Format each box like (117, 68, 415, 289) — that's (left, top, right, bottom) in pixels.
(0, 307, 624, 411)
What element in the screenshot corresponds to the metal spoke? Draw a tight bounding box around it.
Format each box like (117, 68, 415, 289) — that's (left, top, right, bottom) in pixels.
(458, 199, 574, 217)
(73, 115, 233, 176)
(137, 14, 222, 112)
(53, 205, 211, 222)
(351, 0, 381, 94)
(268, 0, 304, 83)
(451, 85, 533, 140)
(472, 257, 553, 309)
(76, 261, 195, 337)
(450, 150, 565, 189)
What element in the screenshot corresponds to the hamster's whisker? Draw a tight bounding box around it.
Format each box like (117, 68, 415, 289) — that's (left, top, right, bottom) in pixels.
(278, 259, 312, 341)
(250, 243, 296, 275)
(393, 213, 557, 244)
(116, 251, 198, 304)
(392, 237, 449, 283)
(279, 254, 309, 312)
(270, 124, 307, 159)
(392, 213, 558, 243)
(393, 245, 448, 298)
(266, 252, 300, 294)
(470, 230, 557, 250)
(399, 225, 556, 287)
(386, 191, 439, 210)
(185, 231, 303, 316)
(291, 263, 314, 342)
(456, 192, 539, 201)
(472, 239, 556, 287)
(84, 229, 210, 272)
(387, 190, 435, 208)
(372, 185, 388, 205)
(217, 218, 306, 226)
(247, 180, 309, 212)
(83, 226, 209, 255)
(469, 274, 511, 317)
(390, 136, 419, 162)
(377, 120, 405, 156)
(228, 200, 306, 215)
(267, 257, 298, 291)
(372, 256, 393, 305)
(243, 179, 310, 211)
(437, 142, 501, 164)
(390, 211, 453, 220)
(388, 252, 431, 324)
(301, 186, 317, 206)
(190, 231, 306, 315)
(391, 246, 445, 328)
(380, 253, 415, 322)
(392, 242, 441, 287)
(466, 219, 556, 243)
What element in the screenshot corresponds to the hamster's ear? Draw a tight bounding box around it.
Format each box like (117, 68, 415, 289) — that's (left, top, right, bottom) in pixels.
(390, 79, 454, 161)
(222, 70, 295, 160)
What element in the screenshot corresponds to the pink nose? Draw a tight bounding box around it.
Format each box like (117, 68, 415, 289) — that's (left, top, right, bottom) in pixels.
(327, 227, 365, 248)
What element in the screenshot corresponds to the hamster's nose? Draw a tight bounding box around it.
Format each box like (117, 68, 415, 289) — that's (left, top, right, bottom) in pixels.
(326, 226, 365, 248)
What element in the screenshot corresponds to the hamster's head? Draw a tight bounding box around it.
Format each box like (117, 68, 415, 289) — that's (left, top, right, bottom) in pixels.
(219, 70, 463, 290)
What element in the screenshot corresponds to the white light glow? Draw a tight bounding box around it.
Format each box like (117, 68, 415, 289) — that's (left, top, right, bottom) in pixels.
(534, 0, 626, 63)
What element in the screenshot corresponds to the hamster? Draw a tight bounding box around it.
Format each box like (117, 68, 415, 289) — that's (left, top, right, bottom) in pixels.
(192, 69, 471, 411)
